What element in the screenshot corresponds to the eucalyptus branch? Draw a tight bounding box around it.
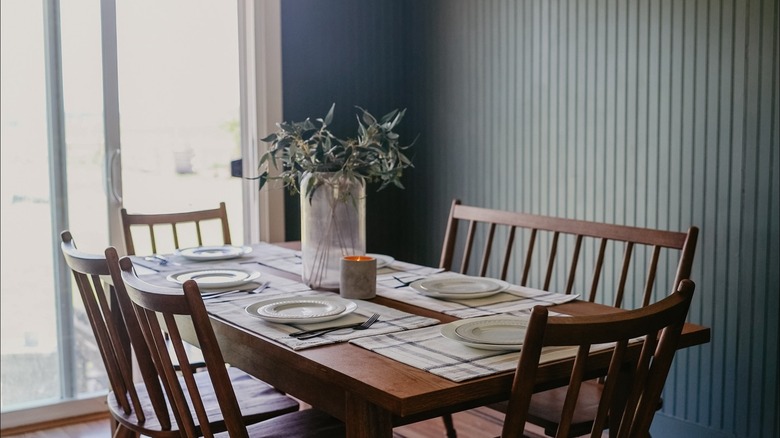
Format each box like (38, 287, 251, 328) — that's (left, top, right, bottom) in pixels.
(257, 103, 415, 197)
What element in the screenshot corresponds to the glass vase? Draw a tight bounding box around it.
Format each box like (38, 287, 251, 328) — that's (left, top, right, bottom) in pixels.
(300, 172, 366, 290)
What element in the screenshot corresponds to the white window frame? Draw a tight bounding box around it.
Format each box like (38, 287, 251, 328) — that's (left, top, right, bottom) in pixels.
(238, 0, 285, 244)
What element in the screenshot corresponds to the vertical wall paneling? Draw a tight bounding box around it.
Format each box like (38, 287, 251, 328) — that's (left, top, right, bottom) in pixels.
(279, 1, 779, 436)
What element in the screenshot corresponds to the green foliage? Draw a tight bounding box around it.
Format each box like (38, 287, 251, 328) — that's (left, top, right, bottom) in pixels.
(256, 103, 415, 198)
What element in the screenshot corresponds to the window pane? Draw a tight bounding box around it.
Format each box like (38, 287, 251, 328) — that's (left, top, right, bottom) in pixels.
(60, 0, 111, 396)
(0, 0, 61, 409)
(116, 0, 243, 249)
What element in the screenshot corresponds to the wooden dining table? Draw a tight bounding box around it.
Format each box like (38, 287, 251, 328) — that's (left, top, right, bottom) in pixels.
(134, 243, 711, 438)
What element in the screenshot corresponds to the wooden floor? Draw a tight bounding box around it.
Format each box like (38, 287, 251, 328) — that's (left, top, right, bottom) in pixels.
(4, 407, 555, 437)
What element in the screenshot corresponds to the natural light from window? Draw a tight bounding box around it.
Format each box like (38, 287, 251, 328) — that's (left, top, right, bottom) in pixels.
(1, 0, 241, 413)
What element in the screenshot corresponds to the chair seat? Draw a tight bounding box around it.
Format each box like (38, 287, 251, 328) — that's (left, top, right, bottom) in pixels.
(526, 380, 602, 437)
(108, 367, 299, 435)
(524, 380, 663, 437)
(218, 408, 345, 438)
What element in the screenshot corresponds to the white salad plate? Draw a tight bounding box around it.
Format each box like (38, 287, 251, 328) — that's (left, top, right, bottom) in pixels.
(175, 245, 252, 261)
(410, 276, 510, 300)
(367, 253, 395, 269)
(246, 296, 358, 324)
(441, 316, 528, 351)
(166, 268, 261, 289)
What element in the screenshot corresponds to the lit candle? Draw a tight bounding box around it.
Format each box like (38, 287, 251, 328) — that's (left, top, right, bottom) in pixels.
(340, 255, 377, 299)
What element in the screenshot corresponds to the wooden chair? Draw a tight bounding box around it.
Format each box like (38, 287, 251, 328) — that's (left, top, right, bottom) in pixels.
(60, 231, 299, 437)
(439, 199, 698, 437)
(501, 279, 696, 438)
(120, 202, 234, 370)
(113, 254, 345, 438)
(120, 202, 231, 255)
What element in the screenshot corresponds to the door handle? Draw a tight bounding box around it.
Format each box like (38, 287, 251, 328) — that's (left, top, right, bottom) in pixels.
(106, 148, 123, 203)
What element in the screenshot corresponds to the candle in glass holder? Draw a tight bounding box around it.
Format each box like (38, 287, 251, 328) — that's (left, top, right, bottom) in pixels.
(339, 255, 377, 299)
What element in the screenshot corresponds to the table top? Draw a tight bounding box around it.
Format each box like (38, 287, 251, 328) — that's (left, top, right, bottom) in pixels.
(130, 243, 711, 437)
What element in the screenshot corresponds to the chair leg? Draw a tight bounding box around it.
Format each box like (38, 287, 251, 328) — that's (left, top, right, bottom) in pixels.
(442, 413, 457, 438)
(112, 424, 136, 438)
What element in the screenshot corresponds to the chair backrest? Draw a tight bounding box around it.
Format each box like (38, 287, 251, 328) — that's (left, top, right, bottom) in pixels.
(120, 202, 231, 255)
(440, 199, 698, 309)
(59, 231, 170, 428)
(501, 279, 695, 438)
(112, 254, 249, 438)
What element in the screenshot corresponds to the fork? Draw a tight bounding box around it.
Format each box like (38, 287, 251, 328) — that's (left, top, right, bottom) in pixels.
(393, 276, 424, 288)
(292, 313, 381, 340)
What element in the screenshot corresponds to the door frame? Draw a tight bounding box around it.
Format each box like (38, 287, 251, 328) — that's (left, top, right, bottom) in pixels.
(238, 0, 285, 244)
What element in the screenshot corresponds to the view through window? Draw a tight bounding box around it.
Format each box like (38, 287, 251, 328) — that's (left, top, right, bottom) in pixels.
(1, 0, 242, 414)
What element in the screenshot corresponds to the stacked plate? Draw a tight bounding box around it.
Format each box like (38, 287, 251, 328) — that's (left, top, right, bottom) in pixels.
(246, 296, 357, 324)
(175, 245, 252, 261)
(366, 253, 395, 269)
(167, 268, 261, 289)
(441, 316, 528, 351)
(410, 276, 510, 300)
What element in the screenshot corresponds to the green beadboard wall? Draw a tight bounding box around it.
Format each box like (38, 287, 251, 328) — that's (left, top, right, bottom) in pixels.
(279, 1, 779, 436)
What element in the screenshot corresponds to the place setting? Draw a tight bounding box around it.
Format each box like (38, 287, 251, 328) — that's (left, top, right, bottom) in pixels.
(409, 276, 511, 300)
(129, 244, 254, 274)
(352, 313, 582, 382)
(377, 271, 580, 319)
(167, 267, 262, 289)
(229, 292, 439, 350)
(124, 255, 273, 303)
(367, 253, 395, 270)
(439, 315, 528, 351)
(190, 263, 440, 350)
(175, 244, 253, 261)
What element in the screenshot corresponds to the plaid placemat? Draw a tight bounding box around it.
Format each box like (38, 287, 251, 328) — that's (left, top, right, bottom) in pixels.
(249, 245, 444, 279)
(131, 261, 440, 351)
(129, 242, 301, 274)
(377, 271, 580, 319)
(248, 242, 304, 276)
(200, 273, 439, 350)
(350, 324, 590, 382)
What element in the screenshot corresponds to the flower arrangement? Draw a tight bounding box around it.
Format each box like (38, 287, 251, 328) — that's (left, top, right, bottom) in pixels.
(257, 103, 414, 199)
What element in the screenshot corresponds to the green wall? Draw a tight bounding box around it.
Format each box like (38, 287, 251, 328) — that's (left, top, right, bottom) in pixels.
(280, 1, 779, 436)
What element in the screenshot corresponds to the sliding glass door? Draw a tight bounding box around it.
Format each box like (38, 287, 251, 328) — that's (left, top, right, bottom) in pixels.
(115, 0, 244, 239)
(0, 0, 243, 425)
(0, 0, 66, 410)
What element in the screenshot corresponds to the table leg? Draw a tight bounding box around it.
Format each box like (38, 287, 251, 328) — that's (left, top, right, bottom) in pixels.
(345, 393, 393, 437)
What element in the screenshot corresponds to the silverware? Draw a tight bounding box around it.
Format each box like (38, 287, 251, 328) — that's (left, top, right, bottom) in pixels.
(393, 276, 424, 288)
(201, 281, 270, 300)
(289, 313, 381, 339)
(144, 255, 168, 265)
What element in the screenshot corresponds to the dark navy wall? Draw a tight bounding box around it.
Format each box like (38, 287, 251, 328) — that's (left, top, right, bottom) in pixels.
(279, 0, 422, 258)
(279, 1, 779, 436)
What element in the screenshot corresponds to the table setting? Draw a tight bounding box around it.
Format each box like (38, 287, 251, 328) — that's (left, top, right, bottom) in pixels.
(203, 281, 439, 350)
(129, 242, 582, 356)
(376, 270, 580, 319)
(120, 238, 709, 437)
(128, 250, 440, 350)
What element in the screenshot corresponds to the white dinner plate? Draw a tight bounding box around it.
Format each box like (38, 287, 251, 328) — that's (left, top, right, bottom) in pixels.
(166, 268, 261, 289)
(441, 317, 527, 351)
(246, 297, 358, 324)
(453, 317, 528, 345)
(175, 245, 252, 261)
(410, 276, 510, 300)
(258, 299, 346, 320)
(367, 253, 395, 269)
